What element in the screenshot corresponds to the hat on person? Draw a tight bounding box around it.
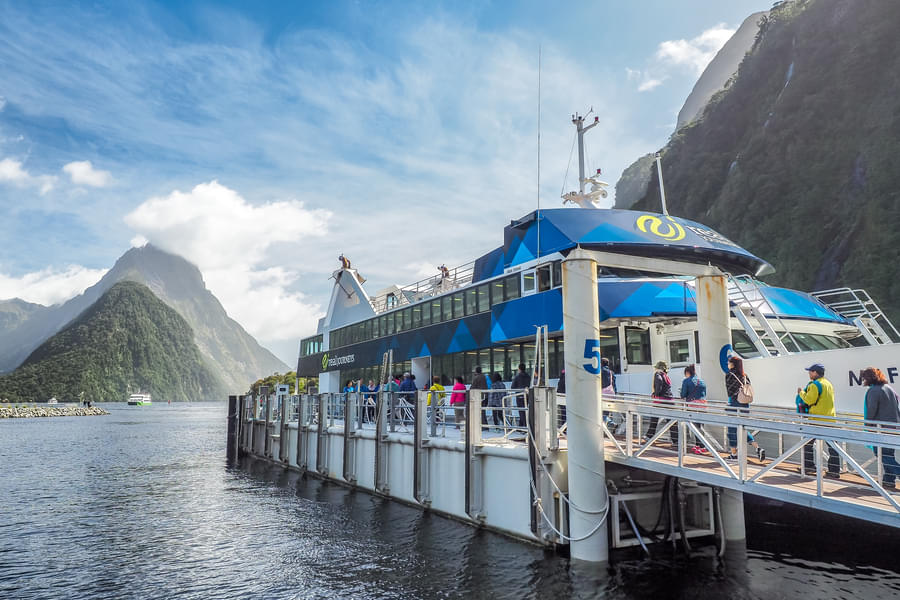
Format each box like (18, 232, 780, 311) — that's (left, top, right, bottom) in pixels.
(805, 363, 825, 375)
(654, 361, 668, 371)
(403, 372, 410, 377)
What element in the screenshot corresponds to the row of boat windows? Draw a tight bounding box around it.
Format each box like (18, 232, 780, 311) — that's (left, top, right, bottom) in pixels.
(300, 335, 324, 357)
(732, 330, 851, 356)
(334, 327, 654, 385)
(325, 263, 563, 352)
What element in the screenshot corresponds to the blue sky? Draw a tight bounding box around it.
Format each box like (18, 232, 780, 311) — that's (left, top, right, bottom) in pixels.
(0, 0, 771, 363)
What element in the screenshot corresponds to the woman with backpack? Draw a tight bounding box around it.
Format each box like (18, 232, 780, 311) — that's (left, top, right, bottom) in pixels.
(861, 366, 900, 490)
(726, 356, 765, 462)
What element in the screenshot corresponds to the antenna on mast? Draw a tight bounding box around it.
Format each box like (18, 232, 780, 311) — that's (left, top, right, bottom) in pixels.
(537, 45, 541, 259)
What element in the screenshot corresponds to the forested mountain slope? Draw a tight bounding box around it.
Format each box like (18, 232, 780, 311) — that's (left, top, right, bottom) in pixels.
(628, 0, 900, 322)
(0, 281, 225, 403)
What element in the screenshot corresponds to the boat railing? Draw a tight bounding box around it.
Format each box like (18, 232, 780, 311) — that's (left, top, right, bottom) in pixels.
(811, 287, 900, 343)
(371, 261, 476, 314)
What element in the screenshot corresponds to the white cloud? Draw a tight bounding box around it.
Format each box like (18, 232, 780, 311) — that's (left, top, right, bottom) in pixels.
(638, 78, 664, 92)
(656, 24, 736, 75)
(62, 160, 112, 187)
(0, 157, 56, 194)
(124, 181, 333, 351)
(0, 265, 107, 306)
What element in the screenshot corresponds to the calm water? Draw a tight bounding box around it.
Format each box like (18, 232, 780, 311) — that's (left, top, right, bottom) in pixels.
(1, 403, 898, 599)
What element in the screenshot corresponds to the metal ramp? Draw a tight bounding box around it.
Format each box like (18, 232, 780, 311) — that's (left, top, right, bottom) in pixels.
(811, 287, 899, 344)
(725, 274, 798, 356)
(600, 394, 900, 527)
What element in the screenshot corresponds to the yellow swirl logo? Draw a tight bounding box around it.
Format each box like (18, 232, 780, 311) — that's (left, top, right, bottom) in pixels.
(636, 215, 685, 241)
(322, 353, 329, 370)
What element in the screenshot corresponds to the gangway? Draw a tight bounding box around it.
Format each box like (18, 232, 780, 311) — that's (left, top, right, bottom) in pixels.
(599, 393, 900, 527)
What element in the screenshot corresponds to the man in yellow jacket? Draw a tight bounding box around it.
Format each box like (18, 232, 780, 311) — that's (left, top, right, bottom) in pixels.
(797, 363, 840, 477)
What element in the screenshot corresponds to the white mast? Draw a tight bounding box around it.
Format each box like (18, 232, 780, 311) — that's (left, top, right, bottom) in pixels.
(655, 152, 669, 216)
(562, 111, 608, 208)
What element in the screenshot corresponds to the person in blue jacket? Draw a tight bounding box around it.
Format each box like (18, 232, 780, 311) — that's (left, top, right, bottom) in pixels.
(680, 364, 708, 454)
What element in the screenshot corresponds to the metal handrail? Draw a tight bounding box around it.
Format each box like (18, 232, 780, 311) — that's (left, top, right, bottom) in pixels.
(371, 260, 476, 314)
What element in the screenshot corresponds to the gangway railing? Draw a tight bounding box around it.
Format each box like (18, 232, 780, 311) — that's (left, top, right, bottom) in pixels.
(600, 393, 900, 525)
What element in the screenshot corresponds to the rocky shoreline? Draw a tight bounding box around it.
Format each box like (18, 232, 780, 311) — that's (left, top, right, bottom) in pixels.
(0, 404, 110, 418)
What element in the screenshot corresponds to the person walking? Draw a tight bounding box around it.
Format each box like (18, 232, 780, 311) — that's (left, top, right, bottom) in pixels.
(511, 363, 531, 428)
(450, 375, 467, 428)
(489, 372, 506, 429)
(680, 364, 709, 454)
(471, 366, 489, 426)
(645, 361, 678, 445)
(797, 363, 839, 477)
(860, 367, 900, 490)
(726, 357, 765, 462)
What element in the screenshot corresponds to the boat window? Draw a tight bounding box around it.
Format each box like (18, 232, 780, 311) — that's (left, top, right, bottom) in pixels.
(537, 265, 552, 293)
(505, 275, 521, 301)
(430, 298, 442, 324)
(403, 308, 413, 331)
(668, 338, 692, 365)
(731, 331, 761, 358)
(442, 295, 453, 322)
(466, 288, 478, 315)
(624, 327, 651, 365)
(598, 328, 620, 373)
(386, 312, 395, 336)
(552, 261, 562, 288)
(522, 343, 537, 383)
(420, 300, 431, 327)
(522, 270, 536, 295)
(364, 320, 372, 341)
(491, 279, 505, 306)
(789, 332, 829, 351)
(379, 315, 387, 338)
(477, 284, 490, 313)
(452, 292, 465, 319)
(412, 304, 422, 329)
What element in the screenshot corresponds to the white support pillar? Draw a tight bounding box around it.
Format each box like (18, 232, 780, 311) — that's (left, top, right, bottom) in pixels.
(696, 274, 747, 542)
(695, 273, 731, 401)
(561, 248, 608, 563)
(719, 488, 747, 541)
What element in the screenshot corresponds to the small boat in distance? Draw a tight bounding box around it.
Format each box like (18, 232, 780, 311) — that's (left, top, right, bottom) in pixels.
(127, 393, 152, 406)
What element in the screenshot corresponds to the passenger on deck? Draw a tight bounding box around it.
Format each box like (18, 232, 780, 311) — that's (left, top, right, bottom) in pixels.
(362, 379, 378, 422)
(343, 379, 356, 394)
(680, 364, 709, 455)
(601, 358, 616, 395)
(645, 361, 679, 446)
(797, 363, 839, 477)
(399, 372, 417, 414)
(490, 372, 506, 429)
(861, 367, 900, 490)
(726, 357, 765, 462)
(512, 363, 531, 428)
(471, 366, 489, 426)
(450, 376, 467, 428)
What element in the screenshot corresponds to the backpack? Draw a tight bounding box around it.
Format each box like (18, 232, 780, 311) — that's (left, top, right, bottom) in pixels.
(734, 373, 753, 404)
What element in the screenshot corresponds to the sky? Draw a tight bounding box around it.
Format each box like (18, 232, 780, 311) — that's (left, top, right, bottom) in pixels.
(0, 0, 772, 365)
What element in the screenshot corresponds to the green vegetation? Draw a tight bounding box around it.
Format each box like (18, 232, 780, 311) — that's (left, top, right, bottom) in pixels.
(248, 371, 303, 396)
(0, 281, 226, 403)
(630, 0, 900, 323)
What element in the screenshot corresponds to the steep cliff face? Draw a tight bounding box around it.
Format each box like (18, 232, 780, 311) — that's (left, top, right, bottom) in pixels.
(629, 0, 900, 322)
(616, 11, 766, 209)
(0, 281, 225, 403)
(0, 245, 288, 392)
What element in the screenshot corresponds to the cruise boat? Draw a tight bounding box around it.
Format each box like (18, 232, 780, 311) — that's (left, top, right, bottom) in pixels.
(127, 393, 152, 406)
(297, 117, 899, 414)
